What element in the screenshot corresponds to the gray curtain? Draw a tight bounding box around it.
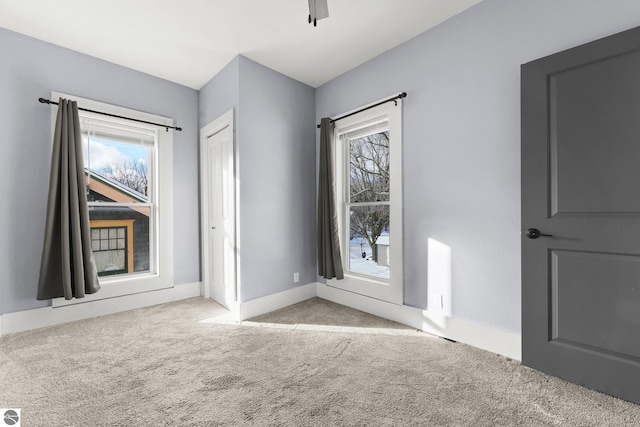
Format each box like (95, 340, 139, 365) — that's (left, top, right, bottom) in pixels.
(37, 98, 100, 300)
(317, 118, 344, 280)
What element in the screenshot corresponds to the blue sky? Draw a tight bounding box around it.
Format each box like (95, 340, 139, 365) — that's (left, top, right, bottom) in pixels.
(84, 136, 149, 171)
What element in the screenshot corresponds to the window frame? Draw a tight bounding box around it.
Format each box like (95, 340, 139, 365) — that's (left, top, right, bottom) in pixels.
(329, 98, 403, 305)
(50, 92, 174, 307)
(90, 220, 134, 276)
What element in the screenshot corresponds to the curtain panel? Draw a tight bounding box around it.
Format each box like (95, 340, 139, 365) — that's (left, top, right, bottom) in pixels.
(37, 98, 100, 300)
(317, 118, 344, 280)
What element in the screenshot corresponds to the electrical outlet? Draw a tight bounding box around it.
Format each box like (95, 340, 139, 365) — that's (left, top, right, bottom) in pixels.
(293, 272, 300, 283)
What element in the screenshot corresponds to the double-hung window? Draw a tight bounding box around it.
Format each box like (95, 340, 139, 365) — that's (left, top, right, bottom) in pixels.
(331, 98, 403, 304)
(51, 92, 174, 306)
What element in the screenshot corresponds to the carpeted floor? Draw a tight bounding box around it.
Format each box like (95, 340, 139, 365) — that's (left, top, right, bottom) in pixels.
(1, 297, 640, 426)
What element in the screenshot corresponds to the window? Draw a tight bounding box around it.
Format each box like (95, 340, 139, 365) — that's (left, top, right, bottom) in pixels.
(91, 224, 129, 276)
(331, 98, 403, 304)
(83, 118, 155, 278)
(51, 92, 174, 306)
(346, 129, 390, 279)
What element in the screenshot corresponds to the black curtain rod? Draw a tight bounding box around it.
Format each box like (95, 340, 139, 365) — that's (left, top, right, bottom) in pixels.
(38, 98, 183, 132)
(316, 92, 407, 129)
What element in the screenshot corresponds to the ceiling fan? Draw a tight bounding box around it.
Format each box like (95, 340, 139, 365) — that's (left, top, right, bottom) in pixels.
(308, 0, 329, 27)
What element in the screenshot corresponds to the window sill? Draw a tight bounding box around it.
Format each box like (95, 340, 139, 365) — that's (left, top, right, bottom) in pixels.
(343, 271, 390, 287)
(52, 273, 173, 308)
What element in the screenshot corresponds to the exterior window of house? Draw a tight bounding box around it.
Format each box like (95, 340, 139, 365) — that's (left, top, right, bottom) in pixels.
(51, 92, 174, 306)
(331, 98, 403, 304)
(91, 226, 128, 276)
(89, 219, 136, 276)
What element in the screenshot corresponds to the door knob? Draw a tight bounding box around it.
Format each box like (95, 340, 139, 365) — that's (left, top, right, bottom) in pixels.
(526, 228, 552, 239)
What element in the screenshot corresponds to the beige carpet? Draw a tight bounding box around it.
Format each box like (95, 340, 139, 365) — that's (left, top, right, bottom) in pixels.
(1, 297, 640, 426)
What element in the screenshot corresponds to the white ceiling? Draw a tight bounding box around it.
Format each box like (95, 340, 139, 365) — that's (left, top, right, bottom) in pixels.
(0, 0, 483, 90)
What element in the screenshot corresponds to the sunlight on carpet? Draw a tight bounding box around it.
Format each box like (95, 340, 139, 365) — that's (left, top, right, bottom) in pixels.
(199, 314, 433, 337)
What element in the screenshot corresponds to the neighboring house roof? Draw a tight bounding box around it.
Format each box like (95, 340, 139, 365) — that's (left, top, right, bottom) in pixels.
(375, 236, 389, 246)
(84, 168, 148, 203)
(86, 168, 147, 203)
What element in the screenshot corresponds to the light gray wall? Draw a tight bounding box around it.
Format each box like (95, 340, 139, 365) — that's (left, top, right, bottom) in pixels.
(316, 0, 640, 334)
(5, 0, 640, 330)
(199, 55, 317, 302)
(198, 56, 240, 299)
(237, 56, 316, 301)
(198, 56, 316, 302)
(198, 56, 240, 130)
(0, 28, 199, 315)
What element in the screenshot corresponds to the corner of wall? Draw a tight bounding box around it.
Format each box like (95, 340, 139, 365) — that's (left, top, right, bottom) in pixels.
(316, 283, 521, 361)
(236, 282, 317, 321)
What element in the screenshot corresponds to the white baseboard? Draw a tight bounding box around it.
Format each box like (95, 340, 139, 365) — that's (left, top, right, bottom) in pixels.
(0, 282, 201, 336)
(317, 283, 521, 361)
(235, 283, 317, 322)
(1, 280, 521, 361)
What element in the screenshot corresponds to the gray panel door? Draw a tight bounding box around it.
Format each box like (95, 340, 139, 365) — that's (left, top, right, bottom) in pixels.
(522, 26, 640, 403)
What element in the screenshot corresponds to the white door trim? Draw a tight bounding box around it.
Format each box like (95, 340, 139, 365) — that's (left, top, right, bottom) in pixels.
(200, 109, 237, 307)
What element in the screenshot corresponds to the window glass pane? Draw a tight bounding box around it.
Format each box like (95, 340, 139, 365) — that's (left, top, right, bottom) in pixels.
(349, 131, 390, 203)
(84, 135, 151, 203)
(89, 205, 151, 277)
(94, 249, 126, 275)
(348, 204, 390, 279)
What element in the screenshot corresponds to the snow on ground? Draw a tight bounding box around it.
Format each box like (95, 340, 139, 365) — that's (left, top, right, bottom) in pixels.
(348, 238, 389, 279)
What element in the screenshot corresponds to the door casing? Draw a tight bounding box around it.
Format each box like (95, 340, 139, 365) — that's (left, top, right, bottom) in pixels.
(200, 109, 237, 308)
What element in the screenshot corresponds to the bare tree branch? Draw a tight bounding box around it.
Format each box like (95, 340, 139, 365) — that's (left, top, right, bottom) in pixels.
(99, 159, 148, 196)
(348, 131, 390, 262)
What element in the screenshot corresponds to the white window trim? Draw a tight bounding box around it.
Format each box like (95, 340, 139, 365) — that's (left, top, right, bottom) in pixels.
(50, 92, 174, 307)
(328, 97, 403, 305)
